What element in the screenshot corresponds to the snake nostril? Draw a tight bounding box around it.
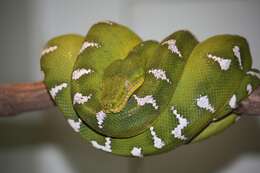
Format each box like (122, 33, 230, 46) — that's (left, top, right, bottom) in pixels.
(102, 102, 113, 111)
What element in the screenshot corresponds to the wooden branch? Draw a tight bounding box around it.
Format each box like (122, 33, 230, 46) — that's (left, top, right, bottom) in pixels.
(0, 82, 259, 117)
(233, 86, 260, 116)
(0, 82, 54, 116)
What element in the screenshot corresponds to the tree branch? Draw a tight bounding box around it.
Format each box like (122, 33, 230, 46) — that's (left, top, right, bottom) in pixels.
(233, 86, 260, 116)
(0, 82, 54, 116)
(0, 82, 259, 117)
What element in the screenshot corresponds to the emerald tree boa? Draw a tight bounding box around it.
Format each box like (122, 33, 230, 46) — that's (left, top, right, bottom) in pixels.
(40, 21, 260, 157)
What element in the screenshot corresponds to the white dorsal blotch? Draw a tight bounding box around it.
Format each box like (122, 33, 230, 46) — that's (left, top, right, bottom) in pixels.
(67, 118, 81, 132)
(246, 83, 253, 95)
(91, 137, 112, 152)
(196, 95, 215, 113)
(171, 106, 189, 140)
(49, 83, 68, 99)
(148, 69, 171, 83)
(233, 46, 243, 70)
(79, 41, 100, 54)
(73, 92, 92, 105)
(162, 39, 182, 57)
(96, 111, 106, 129)
(207, 54, 231, 71)
(246, 71, 260, 79)
(133, 95, 159, 110)
(40, 70, 45, 78)
(100, 20, 114, 25)
(229, 94, 237, 109)
(131, 147, 143, 157)
(41, 45, 58, 56)
(72, 68, 93, 80)
(235, 116, 241, 122)
(149, 127, 165, 149)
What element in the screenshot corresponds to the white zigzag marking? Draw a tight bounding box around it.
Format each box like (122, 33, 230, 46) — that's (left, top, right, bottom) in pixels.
(72, 68, 93, 80)
(233, 46, 243, 69)
(49, 83, 68, 99)
(131, 147, 143, 157)
(162, 39, 182, 57)
(73, 92, 92, 105)
(171, 107, 189, 140)
(235, 116, 241, 122)
(246, 83, 253, 95)
(100, 20, 114, 25)
(91, 137, 112, 152)
(148, 69, 171, 83)
(246, 71, 260, 79)
(229, 94, 237, 109)
(133, 95, 159, 110)
(79, 41, 100, 54)
(207, 54, 231, 71)
(150, 127, 165, 149)
(96, 111, 106, 129)
(41, 45, 58, 56)
(67, 118, 81, 132)
(196, 95, 215, 113)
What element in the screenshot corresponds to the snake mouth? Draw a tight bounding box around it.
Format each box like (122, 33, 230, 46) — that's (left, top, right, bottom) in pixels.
(101, 77, 144, 113)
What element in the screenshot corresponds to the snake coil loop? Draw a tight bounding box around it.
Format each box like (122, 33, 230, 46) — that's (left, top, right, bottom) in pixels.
(41, 21, 260, 157)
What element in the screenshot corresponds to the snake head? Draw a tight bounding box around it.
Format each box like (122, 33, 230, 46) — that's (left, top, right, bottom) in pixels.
(101, 75, 144, 113)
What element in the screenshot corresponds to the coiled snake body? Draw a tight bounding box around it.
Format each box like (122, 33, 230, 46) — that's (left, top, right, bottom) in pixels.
(41, 21, 260, 157)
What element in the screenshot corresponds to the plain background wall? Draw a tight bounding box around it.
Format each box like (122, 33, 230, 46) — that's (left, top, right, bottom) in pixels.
(0, 0, 260, 172)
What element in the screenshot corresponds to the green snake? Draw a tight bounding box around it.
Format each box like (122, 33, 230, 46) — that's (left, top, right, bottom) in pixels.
(40, 21, 260, 157)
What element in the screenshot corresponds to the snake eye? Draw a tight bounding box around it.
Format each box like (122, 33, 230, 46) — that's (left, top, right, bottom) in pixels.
(125, 80, 130, 88)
